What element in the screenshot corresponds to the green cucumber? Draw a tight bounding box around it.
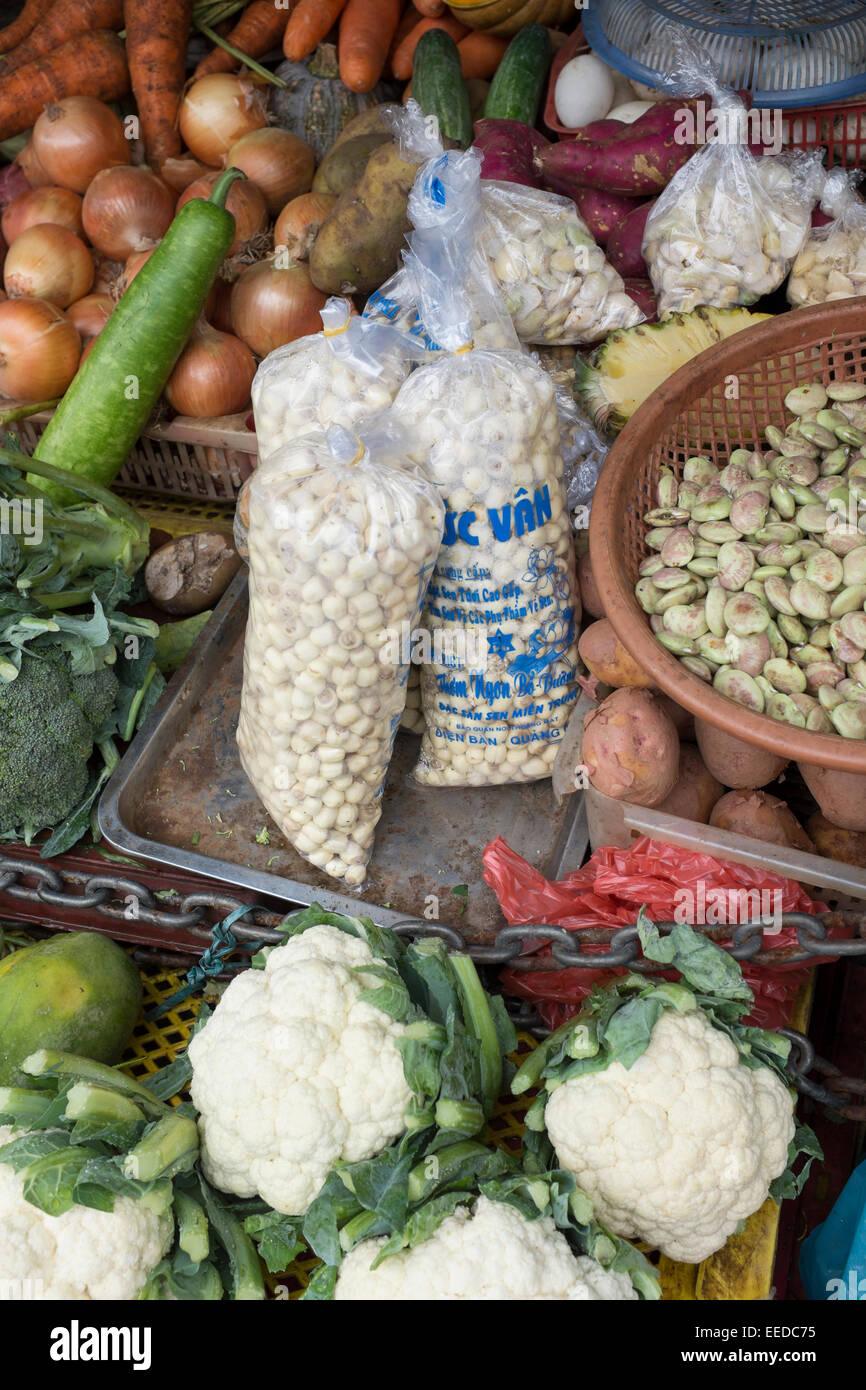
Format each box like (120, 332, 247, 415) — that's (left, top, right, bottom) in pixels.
(483, 23, 552, 126)
(412, 29, 473, 151)
(33, 168, 246, 507)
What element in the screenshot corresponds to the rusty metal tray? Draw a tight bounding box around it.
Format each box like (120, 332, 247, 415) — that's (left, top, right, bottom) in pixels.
(99, 573, 588, 943)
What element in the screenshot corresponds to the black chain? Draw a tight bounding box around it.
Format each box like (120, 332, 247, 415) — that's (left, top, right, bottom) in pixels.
(2, 851, 864, 1120)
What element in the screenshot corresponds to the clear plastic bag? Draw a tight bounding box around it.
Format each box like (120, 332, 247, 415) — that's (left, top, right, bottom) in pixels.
(642, 39, 823, 318)
(788, 167, 866, 306)
(251, 297, 415, 464)
(237, 420, 444, 886)
(480, 181, 643, 345)
(552, 379, 609, 528)
(391, 149, 581, 788)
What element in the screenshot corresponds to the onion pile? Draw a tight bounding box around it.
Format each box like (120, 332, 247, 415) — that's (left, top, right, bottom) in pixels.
(225, 129, 316, 215)
(2, 185, 84, 244)
(274, 192, 336, 261)
(176, 172, 268, 259)
(66, 292, 113, 343)
(0, 297, 80, 400)
(82, 166, 176, 261)
(4, 224, 93, 308)
(179, 74, 269, 167)
(32, 97, 130, 194)
(230, 256, 327, 357)
(166, 319, 256, 418)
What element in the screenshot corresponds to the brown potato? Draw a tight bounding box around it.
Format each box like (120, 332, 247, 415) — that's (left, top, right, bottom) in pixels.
(655, 693, 695, 741)
(578, 618, 652, 688)
(311, 133, 391, 198)
(798, 761, 866, 833)
(695, 719, 788, 790)
(309, 141, 421, 297)
(709, 790, 815, 852)
(145, 531, 241, 616)
(806, 812, 866, 866)
(656, 744, 724, 823)
(582, 687, 679, 806)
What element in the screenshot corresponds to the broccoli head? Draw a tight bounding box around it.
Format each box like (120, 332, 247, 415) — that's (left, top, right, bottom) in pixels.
(0, 651, 119, 840)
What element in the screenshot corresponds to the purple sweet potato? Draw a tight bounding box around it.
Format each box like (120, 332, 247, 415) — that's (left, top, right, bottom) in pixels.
(606, 199, 654, 276)
(473, 118, 548, 189)
(567, 119, 626, 142)
(536, 98, 706, 197)
(573, 186, 645, 246)
(623, 278, 657, 321)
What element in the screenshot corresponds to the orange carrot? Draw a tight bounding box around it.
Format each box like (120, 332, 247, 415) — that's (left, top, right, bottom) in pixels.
(457, 30, 509, 80)
(415, 0, 446, 14)
(0, 0, 124, 76)
(391, 14, 469, 80)
(390, 4, 423, 61)
(339, 0, 402, 93)
(0, 30, 130, 142)
(124, 0, 192, 168)
(194, 1, 294, 79)
(0, 0, 54, 54)
(283, 0, 348, 62)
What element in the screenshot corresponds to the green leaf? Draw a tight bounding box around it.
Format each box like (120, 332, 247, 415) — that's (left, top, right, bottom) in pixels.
(402, 939, 461, 1023)
(602, 996, 666, 1071)
(372, 1191, 470, 1266)
(69, 1115, 145, 1151)
(354, 963, 412, 1022)
(22, 1146, 100, 1216)
(488, 993, 518, 1058)
(339, 1147, 415, 1229)
(769, 1122, 823, 1203)
(301, 1262, 339, 1301)
(302, 1171, 363, 1265)
(637, 913, 752, 1008)
(244, 1212, 305, 1275)
(0, 1127, 70, 1171)
(395, 1036, 444, 1099)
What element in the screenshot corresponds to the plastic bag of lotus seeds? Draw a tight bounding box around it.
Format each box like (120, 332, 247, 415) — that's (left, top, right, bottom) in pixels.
(238, 421, 444, 885)
(391, 149, 581, 787)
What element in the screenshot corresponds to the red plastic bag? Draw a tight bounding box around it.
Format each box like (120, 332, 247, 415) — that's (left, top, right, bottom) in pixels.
(485, 835, 843, 1032)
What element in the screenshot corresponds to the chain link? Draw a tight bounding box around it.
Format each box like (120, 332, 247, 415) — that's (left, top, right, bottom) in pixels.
(2, 850, 864, 1119)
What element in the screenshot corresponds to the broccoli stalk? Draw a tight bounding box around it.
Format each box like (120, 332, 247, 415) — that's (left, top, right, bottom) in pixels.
(0, 444, 149, 604)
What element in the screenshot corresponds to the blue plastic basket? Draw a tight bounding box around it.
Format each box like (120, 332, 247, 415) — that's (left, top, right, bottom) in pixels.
(582, 0, 866, 108)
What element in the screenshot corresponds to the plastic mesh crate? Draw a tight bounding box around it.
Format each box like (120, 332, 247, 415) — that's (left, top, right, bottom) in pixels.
(119, 961, 803, 1300)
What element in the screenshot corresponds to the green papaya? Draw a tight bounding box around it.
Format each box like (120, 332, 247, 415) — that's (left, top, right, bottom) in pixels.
(0, 931, 142, 1086)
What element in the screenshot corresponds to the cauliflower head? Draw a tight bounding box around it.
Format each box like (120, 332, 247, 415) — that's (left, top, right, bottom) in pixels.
(189, 924, 413, 1214)
(544, 1009, 795, 1264)
(0, 1126, 172, 1301)
(334, 1195, 638, 1301)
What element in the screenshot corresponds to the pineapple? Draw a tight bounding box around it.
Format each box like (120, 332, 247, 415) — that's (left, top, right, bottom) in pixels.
(574, 307, 772, 433)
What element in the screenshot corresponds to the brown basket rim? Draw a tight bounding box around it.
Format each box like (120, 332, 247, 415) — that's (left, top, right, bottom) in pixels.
(589, 298, 866, 774)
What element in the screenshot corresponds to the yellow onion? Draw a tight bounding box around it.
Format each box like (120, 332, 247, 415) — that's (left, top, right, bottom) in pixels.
(179, 74, 268, 168)
(0, 297, 80, 400)
(166, 319, 256, 418)
(225, 128, 315, 215)
(32, 96, 130, 194)
(3, 224, 93, 308)
(82, 166, 175, 260)
(230, 256, 326, 357)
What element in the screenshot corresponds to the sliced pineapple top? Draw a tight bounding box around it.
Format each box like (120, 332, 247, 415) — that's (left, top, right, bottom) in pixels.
(574, 307, 772, 433)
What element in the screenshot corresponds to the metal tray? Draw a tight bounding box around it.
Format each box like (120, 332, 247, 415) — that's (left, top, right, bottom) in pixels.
(99, 573, 588, 942)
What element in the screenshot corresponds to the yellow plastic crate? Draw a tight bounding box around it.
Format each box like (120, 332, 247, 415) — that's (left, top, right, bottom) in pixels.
(119, 964, 813, 1300)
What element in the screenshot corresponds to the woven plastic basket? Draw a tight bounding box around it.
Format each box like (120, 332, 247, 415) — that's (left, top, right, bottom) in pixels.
(589, 299, 866, 774)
